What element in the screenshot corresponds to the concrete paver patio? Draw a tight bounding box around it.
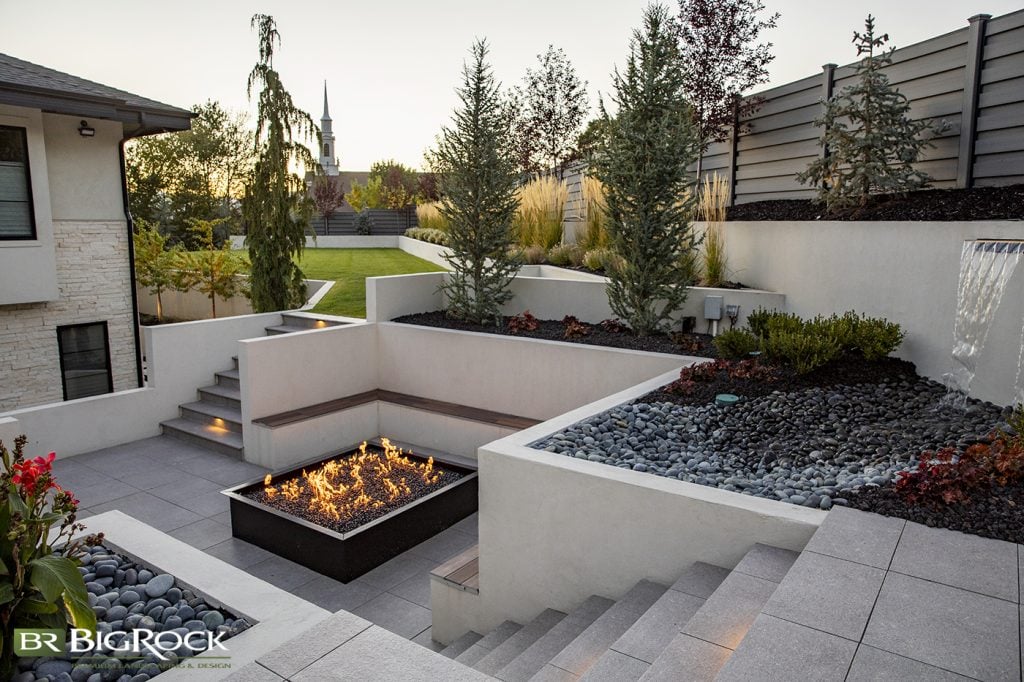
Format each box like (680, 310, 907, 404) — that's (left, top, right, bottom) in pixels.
(57, 435, 475, 650)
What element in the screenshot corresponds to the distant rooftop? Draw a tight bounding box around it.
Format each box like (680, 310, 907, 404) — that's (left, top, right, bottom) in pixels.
(0, 52, 192, 136)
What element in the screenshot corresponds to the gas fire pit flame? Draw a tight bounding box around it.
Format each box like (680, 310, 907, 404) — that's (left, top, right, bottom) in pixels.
(260, 439, 445, 522)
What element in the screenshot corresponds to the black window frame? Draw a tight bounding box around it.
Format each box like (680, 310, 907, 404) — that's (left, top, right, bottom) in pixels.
(0, 124, 38, 241)
(57, 321, 114, 401)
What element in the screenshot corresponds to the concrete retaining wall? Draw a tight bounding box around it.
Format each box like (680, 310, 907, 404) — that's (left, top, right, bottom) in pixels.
(138, 279, 332, 322)
(432, 370, 825, 641)
(719, 220, 1024, 405)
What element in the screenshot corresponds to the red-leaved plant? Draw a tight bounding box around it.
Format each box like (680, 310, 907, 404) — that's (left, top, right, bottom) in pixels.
(562, 316, 589, 339)
(895, 431, 1024, 507)
(1, 435, 100, 678)
(668, 358, 778, 394)
(507, 311, 539, 334)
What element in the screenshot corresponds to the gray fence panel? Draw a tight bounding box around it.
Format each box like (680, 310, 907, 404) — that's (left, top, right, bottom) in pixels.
(313, 208, 417, 236)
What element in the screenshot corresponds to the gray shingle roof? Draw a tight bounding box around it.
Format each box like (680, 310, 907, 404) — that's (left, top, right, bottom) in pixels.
(0, 52, 192, 134)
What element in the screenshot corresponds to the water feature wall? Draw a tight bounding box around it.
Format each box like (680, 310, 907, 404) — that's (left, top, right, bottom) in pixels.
(947, 240, 1023, 402)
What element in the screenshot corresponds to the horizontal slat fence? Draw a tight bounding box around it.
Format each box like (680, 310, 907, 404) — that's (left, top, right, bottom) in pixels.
(311, 208, 416, 236)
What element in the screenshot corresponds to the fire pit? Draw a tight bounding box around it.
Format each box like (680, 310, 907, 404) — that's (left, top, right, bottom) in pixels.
(223, 438, 477, 582)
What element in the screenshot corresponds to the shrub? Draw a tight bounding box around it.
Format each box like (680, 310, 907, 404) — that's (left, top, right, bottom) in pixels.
(764, 329, 841, 375)
(354, 211, 373, 235)
(1, 436, 98, 679)
(713, 328, 760, 359)
(404, 227, 449, 246)
(896, 434, 1024, 507)
(600, 318, 630, 334)
(669, 357, 778, 393)
(746, 307, 780, 339)
(507, 310, 539, 334)
(582, 248, 623, 273)
(416, 201, 450, 232)
(520, 245, 547, 265)
(562, 315, 589, 339)
(514, 176, 567, 249)
(852, 316, 905, 361)
(546, 244, 579, 267)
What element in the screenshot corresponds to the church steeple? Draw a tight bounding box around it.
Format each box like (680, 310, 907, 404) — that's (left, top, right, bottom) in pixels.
(319, 81, 339, 176)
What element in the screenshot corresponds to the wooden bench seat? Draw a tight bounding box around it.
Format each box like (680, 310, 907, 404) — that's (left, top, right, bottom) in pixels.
(431, 543, 480, 594)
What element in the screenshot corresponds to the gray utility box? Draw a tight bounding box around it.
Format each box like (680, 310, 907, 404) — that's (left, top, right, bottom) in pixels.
(704, 295, 723, 320)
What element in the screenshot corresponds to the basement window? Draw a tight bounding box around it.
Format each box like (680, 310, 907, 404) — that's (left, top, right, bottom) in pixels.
(0, 125, 36, 240)
(58, 322, 113, 400)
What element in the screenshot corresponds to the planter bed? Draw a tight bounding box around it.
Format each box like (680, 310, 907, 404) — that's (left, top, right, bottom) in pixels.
(15, 544, 249, 682)
(726, 184, 1024, 222)
(532, 364, 1010, 515)
(393, 310, 717, 357)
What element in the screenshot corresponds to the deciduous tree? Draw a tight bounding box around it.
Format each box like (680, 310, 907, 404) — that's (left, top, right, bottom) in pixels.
(310, 175, 343, 232)
(177, 219, 250, 318)
(592, 4, 701, 336)
(676, 0, 779, 177)
(510, 46, 588, 175)
(132, 221, 185, 322)
(242, 14, 318, 312)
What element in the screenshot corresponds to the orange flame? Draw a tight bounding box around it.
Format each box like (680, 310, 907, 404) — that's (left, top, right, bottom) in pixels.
(261, 439, 445, 521)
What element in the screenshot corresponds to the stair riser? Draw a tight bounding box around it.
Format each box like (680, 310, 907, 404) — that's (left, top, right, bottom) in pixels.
(197, 389, 241, 410)
(265, 327, 290, 336)
(215, 373, 240, 390)
(179, 406, 242, 433)
(161, 423, 244, 459)
(281, 314, 344, 330)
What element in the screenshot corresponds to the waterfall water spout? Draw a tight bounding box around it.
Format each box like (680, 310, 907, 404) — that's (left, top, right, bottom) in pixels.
(946, 240, 1023, 403)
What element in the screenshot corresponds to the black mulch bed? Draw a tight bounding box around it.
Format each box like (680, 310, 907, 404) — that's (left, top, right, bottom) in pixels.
(726, 184, 1024, 222)
(643, 353, 919, 408)
(847, 481, 1024, 545)
(392, 310, 718, 357)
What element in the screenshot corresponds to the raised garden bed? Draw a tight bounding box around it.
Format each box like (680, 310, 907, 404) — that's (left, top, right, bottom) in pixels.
(532, 359, 1011, 522)
(393, 310, 717, 357)
(15, 544, 249, 682)
(225, 439, 477, 583)
(726, 184, 1024, 222)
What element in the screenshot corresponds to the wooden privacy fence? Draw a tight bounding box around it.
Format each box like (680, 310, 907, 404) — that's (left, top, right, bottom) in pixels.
(699, 10, 1024, 205)
(311, 207, 417, 236)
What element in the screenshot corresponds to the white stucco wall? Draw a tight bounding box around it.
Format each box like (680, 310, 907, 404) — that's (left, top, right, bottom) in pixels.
(1, 313, 279, 457)
(431, 370, 824, 641)
(719, 221, 1024, 405)
(397, 235, 451, 267)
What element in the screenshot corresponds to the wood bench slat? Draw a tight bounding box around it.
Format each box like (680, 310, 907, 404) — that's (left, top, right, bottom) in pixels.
(430, 544, 480, 580)
(445, 557, 480, 586)
(253, 389, 540, 431)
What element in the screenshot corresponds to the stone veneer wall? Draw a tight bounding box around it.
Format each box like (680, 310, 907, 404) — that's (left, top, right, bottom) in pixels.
(0, 220, 137, 410)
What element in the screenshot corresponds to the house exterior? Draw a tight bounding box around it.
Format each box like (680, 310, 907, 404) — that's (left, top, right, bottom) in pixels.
(0, 53, 191, 411)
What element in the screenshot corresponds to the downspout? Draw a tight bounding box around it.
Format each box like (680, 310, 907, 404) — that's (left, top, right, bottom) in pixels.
(118, 136, 145, 389)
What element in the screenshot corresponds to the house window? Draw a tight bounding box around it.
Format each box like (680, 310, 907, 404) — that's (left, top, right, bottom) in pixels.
(0, 125, 36, 239)
(57, 322, 113, 400)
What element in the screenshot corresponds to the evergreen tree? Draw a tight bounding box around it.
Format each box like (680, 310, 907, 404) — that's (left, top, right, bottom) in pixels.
(592, 4, 700, 336)
(798, 15, 941, 211)
(242, 14, 318, 312)
(434, 40, 521, 326)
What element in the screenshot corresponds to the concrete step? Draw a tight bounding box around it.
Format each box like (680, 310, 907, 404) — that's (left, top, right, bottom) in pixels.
(455, 621, 522, 667)
(440, 631, 484, 659)
(474, 609, 566, 676)
(280, 312, 346, 330)
(160, 417, 244, 459)
(639, 545, 798, 682)
(581, 563, 731, 681)
(497, 596, 614, 682)
(215, 368, 240, 390)
(540, 580, 668, 679)
(179, 400, 242, 433)
(197, 383, 241, 409)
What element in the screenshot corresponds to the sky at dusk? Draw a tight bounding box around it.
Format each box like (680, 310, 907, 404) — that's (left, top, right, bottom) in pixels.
(2, 0, 1020, 170)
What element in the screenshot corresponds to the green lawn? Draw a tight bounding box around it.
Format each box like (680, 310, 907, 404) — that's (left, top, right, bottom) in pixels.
(295, 248, 446, 318)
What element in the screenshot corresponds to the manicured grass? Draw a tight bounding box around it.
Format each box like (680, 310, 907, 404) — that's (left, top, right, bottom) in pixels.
(295, 248, 446, 318)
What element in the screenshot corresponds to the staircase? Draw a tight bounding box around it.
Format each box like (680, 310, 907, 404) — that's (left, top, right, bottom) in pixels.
(435, 543, 798, 681)
(264, 311, 347, 336)
(160, 357, 244, 458)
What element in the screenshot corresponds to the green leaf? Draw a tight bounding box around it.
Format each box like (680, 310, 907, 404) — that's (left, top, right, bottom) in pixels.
(0, 582, 12, 605)
(16, 597, 58, 614)
(28, 554, 96, 631)
(8, 489, 29, 515)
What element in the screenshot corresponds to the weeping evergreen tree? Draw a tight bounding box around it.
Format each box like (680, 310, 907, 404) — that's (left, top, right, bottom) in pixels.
(797, 16, 941, 211)
(592, 4, 700, 336)
(434, 40, 520, 326)
(243, 14, 318, 312)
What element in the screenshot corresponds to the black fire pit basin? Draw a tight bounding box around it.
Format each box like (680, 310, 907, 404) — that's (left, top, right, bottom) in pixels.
(222, 442, 478, 583)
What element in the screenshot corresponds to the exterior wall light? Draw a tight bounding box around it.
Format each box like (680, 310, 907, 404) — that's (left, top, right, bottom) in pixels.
(78, 120, 95, 137)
